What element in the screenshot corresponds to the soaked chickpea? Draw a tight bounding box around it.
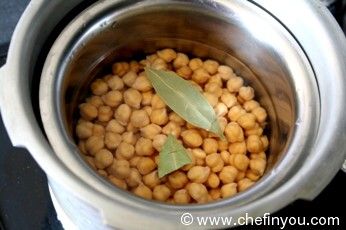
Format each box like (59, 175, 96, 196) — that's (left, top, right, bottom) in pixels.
(75, 49, 270, 204)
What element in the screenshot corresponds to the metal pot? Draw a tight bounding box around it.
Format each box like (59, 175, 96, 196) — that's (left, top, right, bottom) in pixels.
(1, 0, 346, 229)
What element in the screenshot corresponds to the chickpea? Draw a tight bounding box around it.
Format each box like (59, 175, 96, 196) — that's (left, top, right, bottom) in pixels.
(195, 158, 205, 166)
(112, 62, 129, 77)
(142, 91, 153, 106)
(79, 141, 87, 155)
(103, 91, 122, 107)
(221, 91, 237, 108)
(76, 121, 93, 139)
(91, 79, 108, 96)
(225, 122, 244, 143)
(98, 106, 113, 122)
(147, 54, 158, 63)
(173, 52, 189, 69)
(106, 119, 125, 134)
(228, 141, 246, 155)
(219, 166, 238, 184)
(250, 152, 267, 160)
(151, 94, 166, 109)
(122, 71, 137, 87)
(151, 58, 167, 70)
(107, 159, 130, 179)
(173, 189, 191, 204)
(157, 49, 177, 62)
(214, 103, 228, 117)
(169, 112, 185, 126)
(207, 173, 220, 188)
(235, 171, 246, 182)
(221, 183, 237, 198)
(123, 89, 142, 109)
(137, 157, 156, 175)
(246, 135, 263, 153)
(143, 170, 161, 189)
(132, 75, 152, 92)
(106, 75, 124, 91)
(239, 86, 255, 101)
(203, 92, 218, 107)
(209, 189, 221, 200)
(192, 68, 210, 84)
(130, 110, 150, 128)
(153, 185, 171, 201)
(205, 82, 222, 97)
(203, 59, 219, 75)
(252, 107, 267, 123)
(103, 132, 121, 150)
(237, 113, 257, 130)
(176, 66, 193, 79)
(109, 176, 127, 190)
(243, 100, 260, 112)
(84, 156, 96, 169)
(87, 95, 104, 108)
(152, 134, 167, 151)
(227, 77, 243, 93)
(218, 65, 234, 81)
(165, 171, 187, 189)
(233, 154, 250, 171)
(135, 137, 154, 156)
(126, 168, 142, 188)
(188, 58, 203, 71)
(93, 124, 105, 136)
(220, 151, 231, 164)
(261, 135, 269, 151)
(187, 166, 210, 183)
(140, 124, 162, 140)
(150, 108, 169, 126)
(228, 105, 246, 122)
(218, 139, 229, 152)
(121, 131, 138, 145)
(249, 158, 266, 176)
(162, 121, 181, 138)
(191, 148, 206, 160)
(245, 123, 263, 137)
(115, 142, 134, 159)
(187, 183, 208, 203)
(85, 136, 104, 156)
(114, 104, 132, 126)
(202, 138, 218, 154)
(130, 60, 140, 73)
(79, 103, 98, 121)
(129, 156, 141, 167)
(133, 184, 152, 199)
(181, 130, 203, 147)
(246, 170, 261, 181)
(181, 150, 196, 171)
(208, 74, 223, 87)
(94, 149, 114, 169)
(238, 178, 254, 192)
(206, 153, 224, 172)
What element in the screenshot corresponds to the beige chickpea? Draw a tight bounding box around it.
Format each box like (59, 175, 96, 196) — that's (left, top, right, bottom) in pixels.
(238, 178, 254, 192)
(203, 59, 219, 75)
(98, 106, 113, 122)
(78, 141, 87, 155)
(76, 121, 93, 139)
(208, 74, 223, 87)
(123, 89, 142, 109)
(227, 77, 244, 93)
(233, 154, 250, 171)
(167, 171, 188, 189)
(187, 183, 208, 203)
(261, 135, 269, 151)
(141, 91, 153, 106)
(87, 95, 104, 108)
(239, 86, 255, 101)
(106, 75, 124, 91)
(173, 53, 189, 69)
(98, 169, 108, 178)
(195, 158, 205, 166)
(245, 123, 263, 137)
(79, 103, 98, 121)
(150, 108, 169, 126)
(103, 74, 112, 82)
(122, 71, 137, 87)
(157, 49, 177, 62)
(249, 158, 266, 176)
(115, 104, 132, 125)
(146, 54, 158, 63)
(243, 100, 260, 112)
(107, 159, 130, 179)
(205, 82, 222, 98)
(126, 168, 142, 188)
(203, 92, 218, 107)
(130, 60, 140, 73)
(93, 124, 105, 136)
(187, 166, 210, 183)
(220, 151, 231, 164)
(218, 139, 229, 152)
(122, 131, 138, 145)
(152, 134, 167, 151)
(102, 90, 123, 107)
(130, 110, 150, 128)
(221, 91, 237, 108)
(143, 106, 153, 116)
(133, 184, 152, 199)
(132, 75, 152, 92)
(191, 148, 206, 160)
(176, 66, 193, 79)
(109, 176, 127, 190)
(207, 173, 220, 188)
(94, 149, 114, 169)
(246, 135, 263, 153)
(129, 156, 141, 167)
(112, 62, 129, 77)
(205, 153, 222, 168)
(135, 137, 154, 156)
(246, 170, 261, 181)
(214, 103, 228, 117)
(116, 142, 135, 159)
(225, 122, 244, 143)
(106, 119, 125, 134)
(169, 112, 185, 126)
(250, 152, 267, 160)
(209, 189, 221, 200)
(221, 183, 238, 198)
(192, 68, 210, 84)
(151, 58, 168, 70)
(228, 141, 246, 155)
(218, 65, 234, 81)
(181, 130, 203, 148)
(219, 166, 238, 184)
(162, 121, 181, 138)
(188, 58, 203, 71)
(151, 94, 166, 109)
(153, 185, 171, 202)
(85, 136, 104, 156)
(137, 157, 156, 175)
(140, 124, 162, 140)
(237, 113, 257, 130)
(202, 138, 218, 154)
(228, 105, 246, 122)
(173, 189, 191, 204)
(91, 79, 108, 96)
(252, 107, 267, 123)
(84, 156, 96, 169)
(104, 132, 121, 150)
(235, 171, 246, 182)
(143, 170, 160, 189)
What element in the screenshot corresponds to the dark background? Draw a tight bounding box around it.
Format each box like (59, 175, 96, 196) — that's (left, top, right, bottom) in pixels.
(0, 0, 345, 229)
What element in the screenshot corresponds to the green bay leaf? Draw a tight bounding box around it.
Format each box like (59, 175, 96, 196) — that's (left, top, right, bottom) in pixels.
(145, 67, 224, 138)
(158, 134, 192, 178)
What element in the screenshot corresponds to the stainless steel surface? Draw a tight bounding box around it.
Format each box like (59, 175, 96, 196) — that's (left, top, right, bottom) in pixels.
(0, 0, 346, 229)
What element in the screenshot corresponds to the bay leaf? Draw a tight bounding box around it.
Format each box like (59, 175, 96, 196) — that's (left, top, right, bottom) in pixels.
(158, 134, 192, 178)
(145, 67, 224, 138)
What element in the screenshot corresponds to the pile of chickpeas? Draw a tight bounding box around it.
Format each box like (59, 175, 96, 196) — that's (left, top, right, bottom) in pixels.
(76, 48, 269, 204)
